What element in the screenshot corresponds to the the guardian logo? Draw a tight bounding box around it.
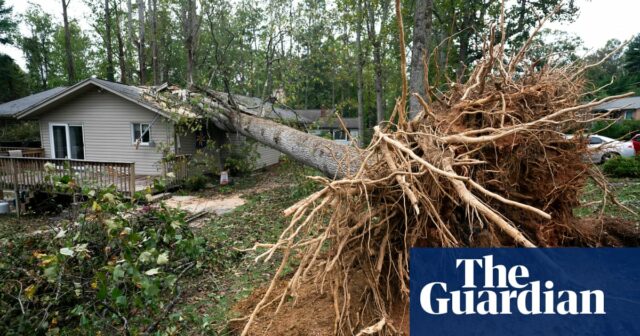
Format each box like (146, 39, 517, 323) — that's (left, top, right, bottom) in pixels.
(420, 255, 605, 316)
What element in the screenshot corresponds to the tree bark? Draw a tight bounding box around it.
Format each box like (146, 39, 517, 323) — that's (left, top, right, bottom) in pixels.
(105, 0, 115, 82)
(114, 0, 127, 84)
(184, 0, 197, 86)
(408, 0, 433, 118)
(137, 0, 146, 84)
(61, 0, 76, 84)
(365, 0, 388, 124)
(356, 0, 365, 147)
(149, 0, 159, 85)
(189, 89, 365, 178)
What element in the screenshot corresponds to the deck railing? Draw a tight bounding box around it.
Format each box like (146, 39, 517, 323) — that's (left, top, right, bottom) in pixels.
(0, 155, 194, 197)
(0, 147, 45, 157)
(0, 157, 137, 195)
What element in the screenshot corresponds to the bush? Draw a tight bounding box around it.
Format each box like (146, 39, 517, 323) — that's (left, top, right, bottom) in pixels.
(223, 139, 259, 176)
(184, 174, 209, 191)
(602, 155, 640, 178)
(0, 187, 206, 334)
(591, 120, 640, 140)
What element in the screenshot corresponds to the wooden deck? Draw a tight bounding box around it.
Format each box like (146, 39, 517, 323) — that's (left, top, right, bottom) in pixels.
(0, 146, 45, 158)
(0, 155, 190, 196)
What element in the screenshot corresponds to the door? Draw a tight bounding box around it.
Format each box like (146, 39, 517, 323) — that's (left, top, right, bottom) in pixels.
(52, 125, 68, 158)
(69, 126, 85, 159)
(50, 124, 84, 159)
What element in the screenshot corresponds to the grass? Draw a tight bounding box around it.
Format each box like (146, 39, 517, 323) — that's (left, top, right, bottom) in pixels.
(172, 160, 321, 334)
(573, 177, 640, 221)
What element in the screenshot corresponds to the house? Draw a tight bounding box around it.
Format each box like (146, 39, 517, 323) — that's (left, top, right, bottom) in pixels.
(296, 109, 361, 145)
(0, 78, 288, 176)
(592, 96, 640, 121)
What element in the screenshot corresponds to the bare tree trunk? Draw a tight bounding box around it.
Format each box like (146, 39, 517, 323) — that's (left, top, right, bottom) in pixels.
(114, 0, 127, 83)
(137, 0, 146, 84)
(149, 0, 159, 85)
(408, 0, 433, 118)
(365, 0, 389, 124)
(105, 0, 115, 82)
(356, 0, 365, 147)
(184, 0, 197, 86)
(61, 0, 76, 84)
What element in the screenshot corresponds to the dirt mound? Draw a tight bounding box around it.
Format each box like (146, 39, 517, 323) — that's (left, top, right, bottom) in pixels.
(231, 272, 409, 336)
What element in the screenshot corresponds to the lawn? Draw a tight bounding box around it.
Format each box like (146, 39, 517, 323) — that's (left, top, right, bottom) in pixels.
(170, 160, 321, 334)
(573, 177, 640, 221)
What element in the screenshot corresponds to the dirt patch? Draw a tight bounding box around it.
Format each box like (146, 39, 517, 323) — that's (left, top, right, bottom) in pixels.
(231, 271, 409, 336)
(164, 195, 245, 215)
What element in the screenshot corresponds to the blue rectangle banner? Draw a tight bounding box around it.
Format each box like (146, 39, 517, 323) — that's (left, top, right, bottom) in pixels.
(410, 248, 640, 335)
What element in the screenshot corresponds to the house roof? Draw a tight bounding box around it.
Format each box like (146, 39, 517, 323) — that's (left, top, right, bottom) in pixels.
(13, 78, 307, 123)
(592, 96, 640, 112)
(296, 108, 360, 129)
(16, 78, 174, 120)
(0, 87, 67, 118)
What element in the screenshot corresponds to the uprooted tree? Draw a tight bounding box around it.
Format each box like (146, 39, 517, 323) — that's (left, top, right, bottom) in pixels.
(141, 1, 638, 334)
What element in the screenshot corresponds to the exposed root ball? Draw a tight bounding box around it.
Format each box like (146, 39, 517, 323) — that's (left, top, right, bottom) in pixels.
(239, 2, 637, 335)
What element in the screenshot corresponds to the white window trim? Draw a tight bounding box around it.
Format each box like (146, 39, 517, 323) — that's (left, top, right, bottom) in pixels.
(132, 123, 151, 146)
(49, 123, 85, 159)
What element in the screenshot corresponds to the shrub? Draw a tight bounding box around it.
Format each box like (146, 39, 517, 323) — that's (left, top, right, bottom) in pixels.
(223, 139, 259, 176)
(591, 120, 640, 140)
(0, 187, 206, 334)
(184, 174, 209, 191)
(602, 155, 640, 178)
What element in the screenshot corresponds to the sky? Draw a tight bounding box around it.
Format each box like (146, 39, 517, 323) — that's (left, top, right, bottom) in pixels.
(1, 0, 639, 70)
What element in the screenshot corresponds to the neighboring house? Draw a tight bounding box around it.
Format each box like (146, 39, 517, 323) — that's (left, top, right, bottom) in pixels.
(592, 96, 640, 121)
(296, 109, 360, 145)
(0, 78, 288, 175)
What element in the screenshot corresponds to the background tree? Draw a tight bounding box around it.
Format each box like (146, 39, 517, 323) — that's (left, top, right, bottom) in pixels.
(0, 55, 29, 103)
(61, 0, 76, 84)
(0, 0, 17, 45)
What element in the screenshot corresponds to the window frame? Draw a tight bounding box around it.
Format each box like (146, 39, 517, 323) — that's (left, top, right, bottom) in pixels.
(49, 123, 85, 159)
(131, 122, 151, 145)
(332, 129, 348, 141)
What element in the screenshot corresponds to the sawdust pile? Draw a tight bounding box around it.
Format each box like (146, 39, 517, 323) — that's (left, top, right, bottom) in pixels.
(235, 2, 637, 335)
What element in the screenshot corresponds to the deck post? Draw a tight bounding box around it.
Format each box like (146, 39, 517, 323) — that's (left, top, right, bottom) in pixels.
(10, 158, 20, 218)
(129, 162, 136, 197)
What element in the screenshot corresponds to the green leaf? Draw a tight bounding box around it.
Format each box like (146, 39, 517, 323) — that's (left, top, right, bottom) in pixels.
(156, 252, 169, 265)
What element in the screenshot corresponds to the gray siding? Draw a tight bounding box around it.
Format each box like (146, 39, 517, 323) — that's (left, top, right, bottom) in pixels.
(39, 89, 173, 175)
(176, 132, 197, 155)
(227, 133, 281, 169)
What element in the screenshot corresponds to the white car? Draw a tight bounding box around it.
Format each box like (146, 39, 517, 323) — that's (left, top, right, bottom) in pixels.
(566, 134, 635, 163)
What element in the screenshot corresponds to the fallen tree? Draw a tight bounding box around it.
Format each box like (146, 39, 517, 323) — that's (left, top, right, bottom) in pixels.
(141, 2, 638, 334)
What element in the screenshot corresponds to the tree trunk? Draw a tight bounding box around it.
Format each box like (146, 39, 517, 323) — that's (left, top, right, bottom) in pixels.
(184, 0, 197, 86)
(456, 1, 473, 81)
(149, 0, 159, 85)
(114, 0, 127, 84)
(408, 0, 433, 118)
(365, 0, 387, 124)
(105, 0, 115, 82)
(61, 0, 76, 84)
(356, 0, 365, 147)
(181, 89, 364, 178)
(137, 0, 146, 84)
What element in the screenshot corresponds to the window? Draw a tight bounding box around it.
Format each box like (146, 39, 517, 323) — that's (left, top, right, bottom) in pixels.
(50, 123, 84, 159)
(132, 123, 150, 145)
(624, 110, 634, 120)
(333, 130, 347, 141)
(589, 136, 603, 145)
